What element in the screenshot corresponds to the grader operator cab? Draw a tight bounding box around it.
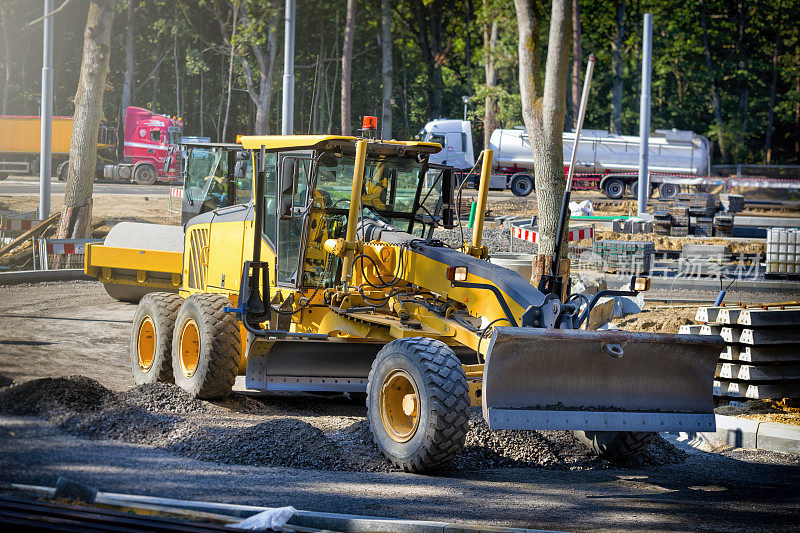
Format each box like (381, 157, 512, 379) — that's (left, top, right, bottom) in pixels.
(86, 132, 721, 472)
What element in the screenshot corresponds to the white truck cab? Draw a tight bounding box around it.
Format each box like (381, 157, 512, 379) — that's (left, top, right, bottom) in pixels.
(419, 119, 475, 170)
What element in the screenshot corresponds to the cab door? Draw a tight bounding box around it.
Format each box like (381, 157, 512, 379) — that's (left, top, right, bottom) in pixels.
(274, 151, 313, 288)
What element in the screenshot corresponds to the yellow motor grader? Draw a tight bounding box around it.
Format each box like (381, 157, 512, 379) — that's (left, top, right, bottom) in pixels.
(86, 131, 721, 471)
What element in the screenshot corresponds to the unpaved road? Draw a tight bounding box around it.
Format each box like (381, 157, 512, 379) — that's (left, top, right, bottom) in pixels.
(0, 281, 799, 532)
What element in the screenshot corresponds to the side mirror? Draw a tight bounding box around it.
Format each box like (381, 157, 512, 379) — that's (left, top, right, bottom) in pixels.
(163, 156, 172, 173)
(279, 157, 299, 219)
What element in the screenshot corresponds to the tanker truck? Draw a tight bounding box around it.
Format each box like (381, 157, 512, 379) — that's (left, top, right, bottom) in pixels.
(420, 119, 711, 199)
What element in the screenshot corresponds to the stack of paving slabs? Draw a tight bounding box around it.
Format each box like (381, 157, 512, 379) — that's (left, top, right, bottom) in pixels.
(653, 202, 672, 235)
(719, 193, 745, 213)
(669, 202, 690, 236)
(691, 216, 714, 236)
(713, 213, 735, 237)
(686, 305, 800, 402)
(688, 193, 719, 217)
(592, 240, 655, 274)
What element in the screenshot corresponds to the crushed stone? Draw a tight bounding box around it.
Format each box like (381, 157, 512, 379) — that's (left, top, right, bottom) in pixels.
(119, 383, 210, 414)
(0, 376, 687, 472)
(0, 376, 113, 417)
(170, 418, 343, 470)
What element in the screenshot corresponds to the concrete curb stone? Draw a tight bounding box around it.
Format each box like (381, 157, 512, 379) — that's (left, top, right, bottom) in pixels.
(0, 269, 92, 285)
(689, 414, 800, 455)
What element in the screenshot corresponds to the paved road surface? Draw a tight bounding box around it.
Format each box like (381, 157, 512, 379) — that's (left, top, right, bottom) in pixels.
(0, 176, 170, 196)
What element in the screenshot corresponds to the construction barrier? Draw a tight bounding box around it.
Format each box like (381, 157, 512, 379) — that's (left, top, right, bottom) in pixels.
(168, 186, 183, 213)
(35, 238, 103, 271)
(511, 223, 594, 244)
(0, 209, 39, 241)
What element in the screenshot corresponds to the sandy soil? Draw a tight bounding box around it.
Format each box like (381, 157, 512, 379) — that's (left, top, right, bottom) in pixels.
(716, 401, 800, 427)
(611, 304, 698, 334)
(0, 193, 179, 235)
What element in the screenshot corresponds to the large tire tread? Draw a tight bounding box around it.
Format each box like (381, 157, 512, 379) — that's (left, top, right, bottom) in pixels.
(573, 430, 656, 461)
(130, 292, 184, 384)
(173, 293, 241, 399)
(367, 337, 470, 472)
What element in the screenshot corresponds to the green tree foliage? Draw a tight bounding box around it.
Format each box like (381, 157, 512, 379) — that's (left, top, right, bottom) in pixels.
(0, 0, 797, 162)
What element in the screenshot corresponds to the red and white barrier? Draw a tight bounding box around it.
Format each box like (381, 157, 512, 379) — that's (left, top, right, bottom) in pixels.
(170, 187, 183, 198)
(512, 224, 593, 244)
(35, 238, 103, 270)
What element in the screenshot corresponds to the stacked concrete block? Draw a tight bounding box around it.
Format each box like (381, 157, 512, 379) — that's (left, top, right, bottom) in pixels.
(692, 305, 800, 402)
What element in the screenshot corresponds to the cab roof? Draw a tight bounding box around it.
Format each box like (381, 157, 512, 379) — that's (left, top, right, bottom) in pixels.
(238, 134, 442, 154)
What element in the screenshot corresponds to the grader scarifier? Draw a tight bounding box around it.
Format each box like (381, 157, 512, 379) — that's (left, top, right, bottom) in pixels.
(87, 132, 721, 471)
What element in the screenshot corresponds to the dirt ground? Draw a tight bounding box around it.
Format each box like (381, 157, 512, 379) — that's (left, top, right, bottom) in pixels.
(0, 280, 798, 531)
(0, 193, 179, 235)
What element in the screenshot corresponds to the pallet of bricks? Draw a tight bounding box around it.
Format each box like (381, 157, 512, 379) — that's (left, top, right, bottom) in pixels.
(683, 305, 800, 404)
(592, 240, 654, 274)
(651, 193, 742, 237)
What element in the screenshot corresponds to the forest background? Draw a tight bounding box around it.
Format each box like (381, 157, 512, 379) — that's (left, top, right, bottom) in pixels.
(1, 0, 798, 165)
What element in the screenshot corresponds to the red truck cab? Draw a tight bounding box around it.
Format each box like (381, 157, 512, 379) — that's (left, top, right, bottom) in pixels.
(103, 106, 183, 184)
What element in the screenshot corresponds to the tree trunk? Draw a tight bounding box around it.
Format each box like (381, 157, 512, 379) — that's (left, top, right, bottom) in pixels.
(380, 0, 393, 140)
(699, 0, 727, 163)
(222, 5, 239, 142)
(610, 0, 624, 133)
(570, 0, 581, 130)
(118, 0, 134, 158)
(56, 0, 115, 241)
(173, 29, 180, 118)
(0, 7, 10, 115)
(515, 0, 571, 258)
(483, 14, 498, 149)
(413, 0, 445, 120)
(341, 0, 356, 135)
(764, 4, 782, 165)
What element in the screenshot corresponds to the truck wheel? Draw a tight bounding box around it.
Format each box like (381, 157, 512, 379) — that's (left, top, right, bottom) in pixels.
(510, 173, 534, 197)
(133, 164, 157, 185)
(659, 183, 678, 200)
(572, 430, 656, 461)
(130, 293, 184, 385)
(629, 182, 655, 199)
(603, 178, 625, 200)
(57, 161, 68, 181)
(367, 337, 470, 472)
(172, 293, 241, 399)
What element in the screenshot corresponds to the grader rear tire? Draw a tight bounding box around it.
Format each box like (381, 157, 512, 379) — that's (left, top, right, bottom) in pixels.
(572, 430, 656, 461)
(367, 337, 470, 472)
(172, 293, 241, 399)
(130, 293, 184, 385)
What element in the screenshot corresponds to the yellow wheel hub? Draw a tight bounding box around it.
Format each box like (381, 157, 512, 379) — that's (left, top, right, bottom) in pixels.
(179, 318, 200, 378)
(380, 369, 420, 443)
(137, 317, 156, 372)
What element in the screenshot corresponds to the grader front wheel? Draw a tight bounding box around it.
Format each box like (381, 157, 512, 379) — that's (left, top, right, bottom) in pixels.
(130, 293, 184, 384)
(572, 430, 656, 461)
(367, 337, 470, 472)
(172, 293, 241, 399)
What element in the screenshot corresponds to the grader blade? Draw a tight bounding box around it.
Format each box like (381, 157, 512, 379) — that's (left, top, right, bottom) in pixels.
(482, 327, 722, 432)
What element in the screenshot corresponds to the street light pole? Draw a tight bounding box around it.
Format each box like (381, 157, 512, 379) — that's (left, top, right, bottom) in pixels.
(637, 13, 653, 216)
(281, 0, 295, 135)
(39, 0, 54, 220)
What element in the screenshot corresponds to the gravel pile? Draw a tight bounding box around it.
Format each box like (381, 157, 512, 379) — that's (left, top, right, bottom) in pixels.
(0, 374, 12, 388)
(119, 383, 210, 414)
(0, 376, 686, 472)
(0, 376, 113, 416)
(434, 227, 535, 254)
(171, 418, 343, 470)
(452, 414, 601, 470)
